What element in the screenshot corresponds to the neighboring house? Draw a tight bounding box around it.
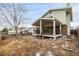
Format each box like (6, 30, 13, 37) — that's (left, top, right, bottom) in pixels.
(32, 3, 73, 40)
(8, 27, 32, 35)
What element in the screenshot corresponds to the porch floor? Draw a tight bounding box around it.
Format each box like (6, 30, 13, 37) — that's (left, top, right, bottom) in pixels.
(33, 34, 61, 38)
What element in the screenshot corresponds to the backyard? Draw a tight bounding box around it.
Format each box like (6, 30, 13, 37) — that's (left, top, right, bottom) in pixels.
(0, 35, 79, 56)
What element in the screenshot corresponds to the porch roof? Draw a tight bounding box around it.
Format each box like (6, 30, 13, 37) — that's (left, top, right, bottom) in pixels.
(32, 18, 62, 27)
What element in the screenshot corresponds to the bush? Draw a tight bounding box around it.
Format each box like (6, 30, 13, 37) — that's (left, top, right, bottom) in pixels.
(2, 28, 8, 33)
(1, 28, 9, 40)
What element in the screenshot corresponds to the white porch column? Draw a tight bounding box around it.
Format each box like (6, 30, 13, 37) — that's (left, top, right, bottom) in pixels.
(40, 20, 42, 35)
(32, 26, 36, 35)
(53, 19, 56, 40)
(60, 24, 61, 35)
(32, 26, 34, 35)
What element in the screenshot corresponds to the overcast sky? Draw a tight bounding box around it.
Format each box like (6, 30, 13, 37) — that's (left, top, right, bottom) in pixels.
(0, 3, 79, 29)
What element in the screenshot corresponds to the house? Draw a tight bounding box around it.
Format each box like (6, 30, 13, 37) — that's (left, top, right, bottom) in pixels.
(32, 3, 73, 40)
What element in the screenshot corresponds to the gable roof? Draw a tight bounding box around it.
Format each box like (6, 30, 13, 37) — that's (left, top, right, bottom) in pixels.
(32, 7, 73, 25)
(41, 7, 72, 18)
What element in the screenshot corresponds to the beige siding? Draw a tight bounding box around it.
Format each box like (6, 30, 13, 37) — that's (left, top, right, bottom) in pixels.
(43, 10, 67, 24)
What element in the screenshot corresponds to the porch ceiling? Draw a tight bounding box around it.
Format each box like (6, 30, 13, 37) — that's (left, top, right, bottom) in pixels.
(33, 19, 62, 27)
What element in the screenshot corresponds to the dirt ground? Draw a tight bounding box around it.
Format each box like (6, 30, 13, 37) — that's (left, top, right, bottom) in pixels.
(0, 35, 79, 56)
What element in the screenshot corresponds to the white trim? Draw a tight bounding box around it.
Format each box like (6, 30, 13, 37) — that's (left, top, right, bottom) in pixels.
(39, 18, 55, 20)
(67, 14, 70, 36)
(40, 20, 42, 35)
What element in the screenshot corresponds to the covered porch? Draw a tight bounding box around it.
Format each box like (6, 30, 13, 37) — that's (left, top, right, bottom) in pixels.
(32, 18, 67, 40)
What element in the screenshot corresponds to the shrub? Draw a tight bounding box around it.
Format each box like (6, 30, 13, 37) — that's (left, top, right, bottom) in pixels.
(2, 28, 8, 33)
(1, 28, 9, 40)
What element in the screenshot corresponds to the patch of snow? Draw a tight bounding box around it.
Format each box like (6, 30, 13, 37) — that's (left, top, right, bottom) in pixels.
(45, 51, 54, 56)
(35, 53, 40, 56)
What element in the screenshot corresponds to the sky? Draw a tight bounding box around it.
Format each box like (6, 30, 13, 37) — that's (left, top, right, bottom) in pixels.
(24, 3, 79, 29)
(0, 3, 79, 29)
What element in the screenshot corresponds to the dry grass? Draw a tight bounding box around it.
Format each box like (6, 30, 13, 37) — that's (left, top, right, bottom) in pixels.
(0, 35, 79, 56)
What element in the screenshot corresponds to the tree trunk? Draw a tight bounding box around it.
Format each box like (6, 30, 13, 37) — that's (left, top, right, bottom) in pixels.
(15, 27, 18, 38)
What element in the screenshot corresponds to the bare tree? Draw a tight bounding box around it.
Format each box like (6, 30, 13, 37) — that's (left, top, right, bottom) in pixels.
(0, 3, 28, 38)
